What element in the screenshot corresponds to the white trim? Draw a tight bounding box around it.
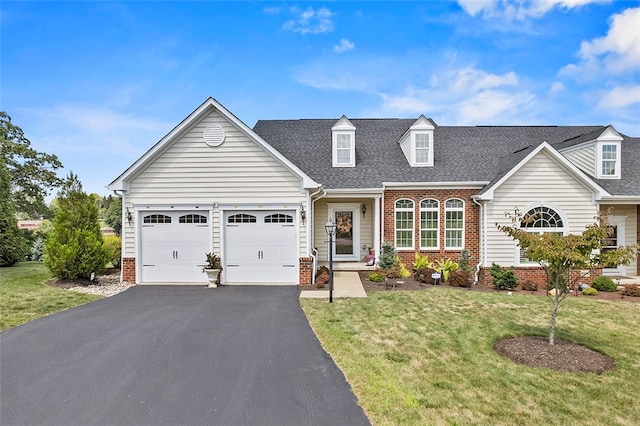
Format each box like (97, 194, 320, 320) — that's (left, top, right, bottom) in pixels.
(475, 142, 608, 201)
(394, 198, 415, 251)
(108, 97, 319, 191)
(514, 203, 568, 266)
(596, 141, 621, 179)
(603, 215, 627, 276)
(383, 181, 489, 189)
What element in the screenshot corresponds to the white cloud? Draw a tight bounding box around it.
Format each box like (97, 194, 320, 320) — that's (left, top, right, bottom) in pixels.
(334, 38, 355, 54)
(263, 6, 281, 15)
(597, 85, 640, 109)
(458, 0, 610, 20)
(575, 6, 640, 74)
(282, 7, 334, 34)
(549, 81, 566, 94)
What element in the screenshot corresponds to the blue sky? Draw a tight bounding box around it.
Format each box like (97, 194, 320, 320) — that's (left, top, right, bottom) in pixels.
(2, 1, 639, 198)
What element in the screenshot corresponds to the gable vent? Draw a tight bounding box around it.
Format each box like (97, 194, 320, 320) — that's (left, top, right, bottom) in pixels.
(203, 125, 226, 147)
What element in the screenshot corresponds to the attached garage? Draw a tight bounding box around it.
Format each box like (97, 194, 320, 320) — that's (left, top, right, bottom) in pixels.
(139, 211, 210, 283)
(224, 211, 298, 284)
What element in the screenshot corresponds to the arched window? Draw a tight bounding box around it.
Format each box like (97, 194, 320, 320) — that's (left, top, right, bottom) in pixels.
(445, 199, 464, 249)
(395, 199, 414, 249)
(420, 199, 439, 249)
(519, 206, 566, 264)
(264, 213, 293, 223)
(179, 214, 207, 224)
(228, 214, 256, 224)
(143, 214, 171, 224)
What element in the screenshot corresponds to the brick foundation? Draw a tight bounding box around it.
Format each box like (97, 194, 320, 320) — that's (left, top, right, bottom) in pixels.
(477, 266, 603, 288)
(383, 189, 481, 268)
(637, 206, 640, 275)
(299, 257, 313, 287)
(122, 257, 136, 283)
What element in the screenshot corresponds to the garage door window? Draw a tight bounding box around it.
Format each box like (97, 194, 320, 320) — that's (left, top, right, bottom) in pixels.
(179, 214, 207, 224)
(143, 214, 172, 224)
(228, 214, 257, 223)
(264, 213, 293, 223)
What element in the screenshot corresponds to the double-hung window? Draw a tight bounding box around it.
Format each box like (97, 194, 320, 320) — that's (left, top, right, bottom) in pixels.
(415, 133, 430, 165)
(395, 199, 414, 249)
(601, 144, 617, 177)
(336, 134, 352, 165)
(420, 199, 439, 249)
(444, 199, 464, 249)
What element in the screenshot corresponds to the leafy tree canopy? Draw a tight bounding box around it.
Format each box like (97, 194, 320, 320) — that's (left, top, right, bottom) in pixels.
(1, 112, 63, 218)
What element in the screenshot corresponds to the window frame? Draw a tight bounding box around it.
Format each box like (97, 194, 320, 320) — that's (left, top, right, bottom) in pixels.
(517, 206, 567, 265)
(419, 198, 439, 250)
(596, 142, 620, 179)
(414, 132, 433, 166)
(444, 198, 464, 250)
(395, 199, 415, 250)
(332, 132, 355, 167)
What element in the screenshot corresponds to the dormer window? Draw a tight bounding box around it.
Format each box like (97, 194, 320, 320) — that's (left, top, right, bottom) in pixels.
(599, 143, 619, 178)
(332, 116, 356, 167)
(399, 115, 434, 167)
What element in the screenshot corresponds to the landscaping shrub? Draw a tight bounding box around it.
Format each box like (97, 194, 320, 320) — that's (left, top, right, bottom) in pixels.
(582, 287, 598, 296)
(30, 236, 45, 262)
(520, 279, 538, 292)
(103, 235, 122, 268)
(624, 285, 640, 297)
(436, 258, 459, 281)
(412, 253, 434, 271)
(414, 267, 437, 284)
(459, 250, 472, 274)
(387, 256, 412, 279)
(448, 270, 471, 287)
(378, 241, 396, 271)
(368, 271, 386, 282)
(489, 263, 519, 290)
(591, 276, 617, 292)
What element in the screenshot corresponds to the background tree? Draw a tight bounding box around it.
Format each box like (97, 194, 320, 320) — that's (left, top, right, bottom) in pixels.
(0, 156, 28, 266)
(498, 209, 637, 345)
(104, 197, 122, 236)
(44, 173, 109, 279)
(1, 112, 62, 218)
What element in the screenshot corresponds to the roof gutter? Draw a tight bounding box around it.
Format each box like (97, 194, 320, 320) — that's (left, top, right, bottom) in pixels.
(383, 181, 490, 189)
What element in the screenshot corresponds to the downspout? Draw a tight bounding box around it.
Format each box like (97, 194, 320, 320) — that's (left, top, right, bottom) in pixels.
(309, 186, 326, 285)
(472, 197, 484, 285)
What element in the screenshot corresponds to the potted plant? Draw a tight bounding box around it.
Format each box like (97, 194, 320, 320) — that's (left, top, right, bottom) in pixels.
(203, 252, 222, 288)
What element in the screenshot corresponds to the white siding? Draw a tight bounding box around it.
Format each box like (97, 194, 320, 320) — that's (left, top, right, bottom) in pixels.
(313, 199, 373, 261)
(600, 204, 638, 274)
(398, 133, 413, 165)
(561, 142, 596, 177)
(486, 150, 598, 266)
(122, 109, 307, 258)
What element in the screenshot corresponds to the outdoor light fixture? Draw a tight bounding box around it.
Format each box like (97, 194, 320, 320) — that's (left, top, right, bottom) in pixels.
(300, 203, 306, 224)
(361, 203, 367, 218)
(325, 218, 337, 303)
(126, 207, 133, 226)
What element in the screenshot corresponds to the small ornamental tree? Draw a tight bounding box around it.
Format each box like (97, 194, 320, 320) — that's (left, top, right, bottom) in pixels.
(498, 209, 637, 345)
(378, 241, 396, 272)
(44, 173, 109, 279)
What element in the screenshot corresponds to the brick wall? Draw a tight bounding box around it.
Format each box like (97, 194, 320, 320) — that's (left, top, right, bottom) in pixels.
(383, 189, 481, 266)
(122, 257, 135, 283)
(299, 257, 313, 287)
(638, 205, 640, 275)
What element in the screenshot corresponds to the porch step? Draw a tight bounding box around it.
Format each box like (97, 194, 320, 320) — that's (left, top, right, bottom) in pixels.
(318, 262, 377, 271)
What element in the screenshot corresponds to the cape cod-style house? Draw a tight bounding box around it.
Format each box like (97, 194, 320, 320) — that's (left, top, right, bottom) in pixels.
(108, 97, 639, 286)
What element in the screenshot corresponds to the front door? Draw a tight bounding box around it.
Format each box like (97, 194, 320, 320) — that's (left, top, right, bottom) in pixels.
(603, 216, 626, 276)
(328, 203, 360, 261)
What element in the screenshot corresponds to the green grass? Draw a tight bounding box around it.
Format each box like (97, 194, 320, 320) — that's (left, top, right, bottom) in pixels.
(301, 288, 640, 425)
(0, 262, 102, 331)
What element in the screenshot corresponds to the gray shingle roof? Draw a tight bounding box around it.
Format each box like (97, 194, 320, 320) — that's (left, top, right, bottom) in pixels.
(252, 119, 638, 196)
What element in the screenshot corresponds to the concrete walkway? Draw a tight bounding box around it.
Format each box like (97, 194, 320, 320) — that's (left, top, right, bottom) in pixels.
(300, 271, 367, 298)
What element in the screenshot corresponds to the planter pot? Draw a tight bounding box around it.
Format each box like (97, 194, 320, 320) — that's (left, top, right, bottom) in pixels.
(204, 268, 221, 288)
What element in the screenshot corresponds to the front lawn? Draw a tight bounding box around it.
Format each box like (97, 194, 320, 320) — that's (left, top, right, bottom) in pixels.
(0, 262, 101, 331)
(301, 288, 640, 425)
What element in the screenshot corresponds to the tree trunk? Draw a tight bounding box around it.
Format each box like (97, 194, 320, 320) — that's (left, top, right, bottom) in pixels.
(549, 293, 560, 345)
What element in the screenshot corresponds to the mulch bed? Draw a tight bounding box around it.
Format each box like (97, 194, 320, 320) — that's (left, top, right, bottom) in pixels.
(357, 271, 632, 374)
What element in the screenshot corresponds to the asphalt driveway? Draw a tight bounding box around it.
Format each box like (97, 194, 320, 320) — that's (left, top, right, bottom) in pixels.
(0, 286, 370, 426)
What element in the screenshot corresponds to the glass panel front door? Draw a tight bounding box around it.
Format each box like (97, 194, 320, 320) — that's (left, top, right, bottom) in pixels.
(335, 211, 354, 255)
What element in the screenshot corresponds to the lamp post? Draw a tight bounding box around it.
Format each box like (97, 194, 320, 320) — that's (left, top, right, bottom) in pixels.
(325, 218, 337, 303)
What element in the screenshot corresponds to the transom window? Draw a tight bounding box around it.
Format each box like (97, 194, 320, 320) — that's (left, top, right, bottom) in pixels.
(395, 199, 414, 249)
(264, 213, 293, 223)
(228, 214, 257, 223)
(420, 199, 439, 249)
(519, 206, 566, 264)
(444, 199, 464, 249)
(179, 214, 207, 224)
(336, 134, 352, 165)
(143, 214, 171, 224)
(415, 133, 430, 164)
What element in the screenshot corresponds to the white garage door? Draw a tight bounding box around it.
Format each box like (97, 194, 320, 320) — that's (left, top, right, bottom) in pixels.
(224, 211, 298, 284)
(140, 212, 210, 283)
